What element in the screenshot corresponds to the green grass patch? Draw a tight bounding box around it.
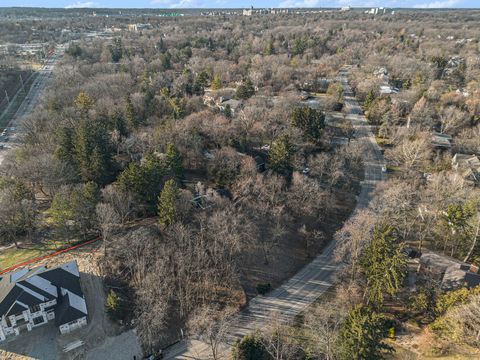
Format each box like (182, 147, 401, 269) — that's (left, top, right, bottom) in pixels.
(376, 136, 392, 147)
(0, 239, 69, 271)
(387, 165, 401, 172)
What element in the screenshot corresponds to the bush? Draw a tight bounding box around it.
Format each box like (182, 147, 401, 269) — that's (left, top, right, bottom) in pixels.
(232, 332, 267, 360)
(256, 283, 271, 295)
(106, 289, 124, 321)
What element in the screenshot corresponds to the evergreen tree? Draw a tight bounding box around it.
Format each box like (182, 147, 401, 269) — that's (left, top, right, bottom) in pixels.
(160, 51, 172, 70)
(74, 91, 94, 114)
(193, 70, 209, 94)
(292, 38, 307, 56)
(66, 43, 82, 58)
(269, 135, 295, 175)
(109, 38, 123, 62)
(73, 119, 115, 185)
(361, 226, 408, 307)
(157, 38, 167, 53)
(169, 97, 186, 119)
(49, 182, 100, 240)
(158, 179, 178, 227)
(339, 305, 393, 360)
(106, 290, 121, 319)
(264, 38, 275, 55)
(55, 127, 76, 165)
(224, 104, 233, 119)
(117, 152, 169, 207)
(236, 79, 255, 100)
(211, 74, 222, 90)
(291, 106, 325, 143)
(165, 143, 183, 178)
(232, 332, 267, 360)
(125, 95, 139, 128)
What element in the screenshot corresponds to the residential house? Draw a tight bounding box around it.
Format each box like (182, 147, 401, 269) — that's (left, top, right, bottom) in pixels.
(379, 85, 399, 95)
(0, 261, 88, 342)
(452, 153, 480, 184)
(203, 89, 241, 116)
(431, 132, 452, 149)
(419, 251, 480, 290)
(219, 99, 242, 116)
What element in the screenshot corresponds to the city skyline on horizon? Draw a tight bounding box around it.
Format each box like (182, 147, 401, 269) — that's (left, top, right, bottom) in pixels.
(1, 0, 478, 10)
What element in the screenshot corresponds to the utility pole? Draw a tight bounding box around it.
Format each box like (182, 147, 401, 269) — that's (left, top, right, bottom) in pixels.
(4, 90, 9, 104)
(19, 74, 26, 93)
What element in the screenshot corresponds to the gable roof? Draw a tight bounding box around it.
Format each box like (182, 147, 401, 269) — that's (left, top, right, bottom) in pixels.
(0, 261, 87, 322)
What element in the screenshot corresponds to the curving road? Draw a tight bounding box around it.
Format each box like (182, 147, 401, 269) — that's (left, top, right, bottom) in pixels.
(164, 66, 386, 359)
(0, 45, 65, 167)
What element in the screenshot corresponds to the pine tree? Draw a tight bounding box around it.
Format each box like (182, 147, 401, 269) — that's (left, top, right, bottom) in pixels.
(55, 127, 76, 165)
(269, 135, 295, 175)
(194, 70, 209, 94)
(339, 305, 393, 360)
(116, 153, 169, 207)
(224, 104, 233, 119)
(236, 79, 255, 100)
(264, 39, 275, 55)
(74, 91, 93, 114)
(361, 225, 407, 307)
(158, 179, 178, 227)
(109, 38, 123, 62)
(73, 119, 115, 185)
(165, 143, 183, 178)
(291, 106, 325, 143)
(169, 97, 186, 119)
(211, 74, 222, 90)
(125, 95, 139, 128)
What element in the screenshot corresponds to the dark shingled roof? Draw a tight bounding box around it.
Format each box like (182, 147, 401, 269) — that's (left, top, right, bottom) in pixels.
(0, 261, 87, 325)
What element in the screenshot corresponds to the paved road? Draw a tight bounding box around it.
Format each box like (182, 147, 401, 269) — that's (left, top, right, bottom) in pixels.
(164, 67, 386, 359)
(0, 45, 65, 167)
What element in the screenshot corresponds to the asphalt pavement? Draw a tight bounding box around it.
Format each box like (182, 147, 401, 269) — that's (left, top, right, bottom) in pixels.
(0, 45, 65, 167)
(164, 66, 386, 359)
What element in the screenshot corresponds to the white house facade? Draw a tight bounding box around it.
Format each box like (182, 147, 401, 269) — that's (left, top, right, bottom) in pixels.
(0, 260, 88, 341)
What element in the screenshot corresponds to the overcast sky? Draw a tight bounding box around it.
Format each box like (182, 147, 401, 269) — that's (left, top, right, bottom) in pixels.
(1, 0, 478, 10)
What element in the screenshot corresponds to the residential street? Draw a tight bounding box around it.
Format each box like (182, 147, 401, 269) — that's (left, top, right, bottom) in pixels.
(164, 67, 386, 359)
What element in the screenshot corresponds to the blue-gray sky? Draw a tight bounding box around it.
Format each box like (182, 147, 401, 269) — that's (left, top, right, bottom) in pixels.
(1, 0, 478, 9)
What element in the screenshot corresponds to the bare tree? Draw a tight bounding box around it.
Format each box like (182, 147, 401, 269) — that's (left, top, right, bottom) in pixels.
(334, 209, 377, 281)
(102, 185, 134, 224)
(96, 202, 120, 256)
(304, 302, 346, 360)
(260, 312, 299, 360)
(187, 305, 236, 360)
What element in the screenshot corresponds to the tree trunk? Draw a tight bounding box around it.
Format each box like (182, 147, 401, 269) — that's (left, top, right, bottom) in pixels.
(464, 216, 480, 263)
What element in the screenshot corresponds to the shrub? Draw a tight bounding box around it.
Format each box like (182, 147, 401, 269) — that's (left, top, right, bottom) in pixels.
(256, 283, 271, 295)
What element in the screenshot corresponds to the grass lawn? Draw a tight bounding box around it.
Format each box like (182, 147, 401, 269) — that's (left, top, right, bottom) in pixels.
(0, 239, 69, 271)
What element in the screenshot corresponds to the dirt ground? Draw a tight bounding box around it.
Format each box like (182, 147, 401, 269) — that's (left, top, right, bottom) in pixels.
(0, 241, 143, 360)
(392, 323, 480, 360)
